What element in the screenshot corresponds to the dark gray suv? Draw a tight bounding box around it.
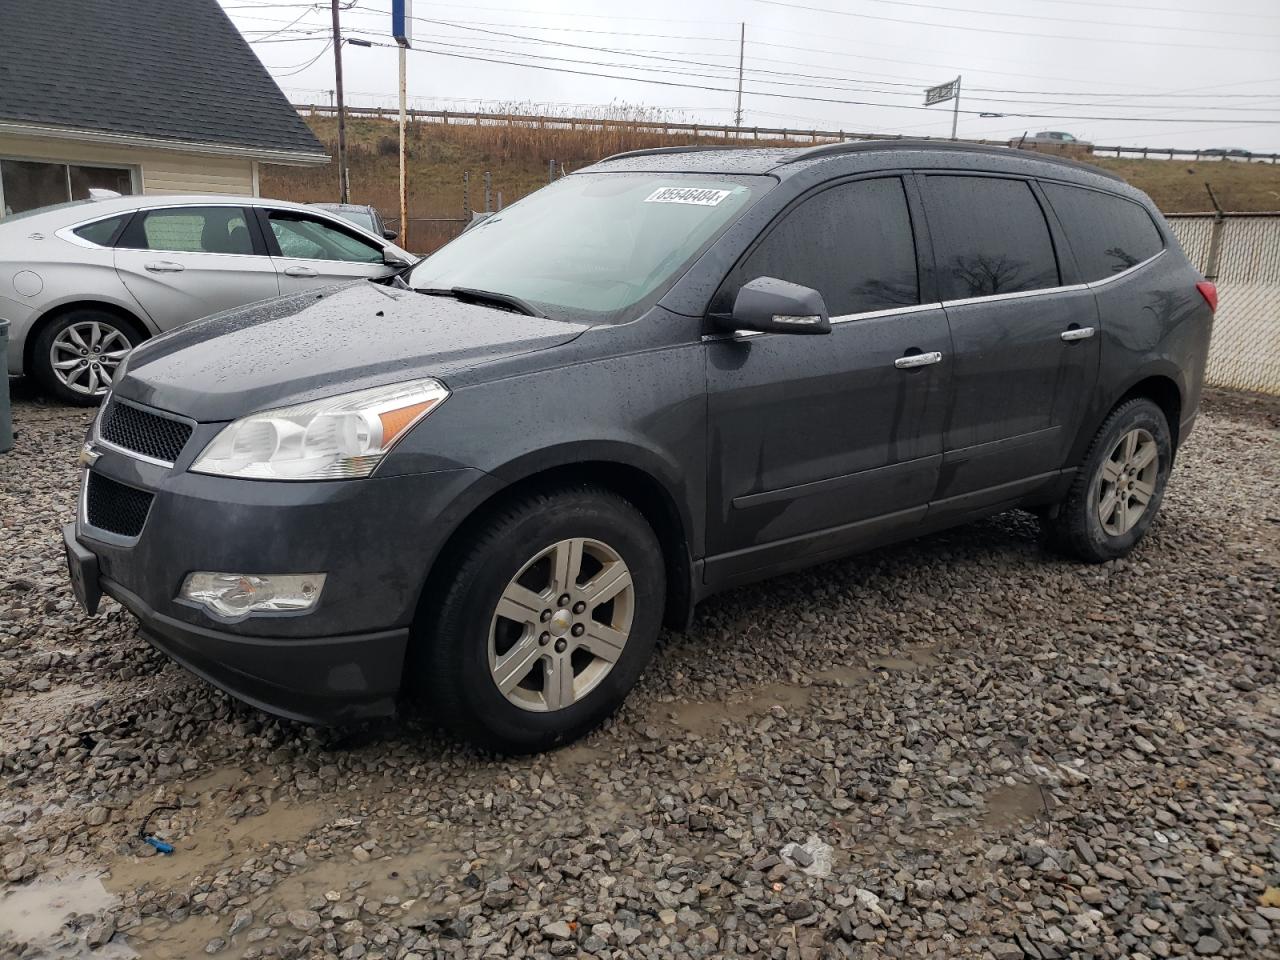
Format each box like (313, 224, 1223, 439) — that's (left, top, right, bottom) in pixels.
(63, 141, 1215, 752)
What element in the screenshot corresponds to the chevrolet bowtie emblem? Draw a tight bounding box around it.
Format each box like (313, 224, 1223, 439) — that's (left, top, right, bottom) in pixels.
(79, 443, 101, 468)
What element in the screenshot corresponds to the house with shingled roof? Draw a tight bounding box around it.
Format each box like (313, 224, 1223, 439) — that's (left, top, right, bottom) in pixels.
(0, 0, 328, 217)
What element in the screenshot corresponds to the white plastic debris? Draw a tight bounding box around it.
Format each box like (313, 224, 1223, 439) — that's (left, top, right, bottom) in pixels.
(780, 835, 834, 878)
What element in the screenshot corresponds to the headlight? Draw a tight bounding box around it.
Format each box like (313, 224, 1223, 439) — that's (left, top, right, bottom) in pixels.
(190, 378, 448, 480)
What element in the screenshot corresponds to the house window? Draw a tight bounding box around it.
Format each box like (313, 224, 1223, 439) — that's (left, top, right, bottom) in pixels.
(0, 159, 135, 217)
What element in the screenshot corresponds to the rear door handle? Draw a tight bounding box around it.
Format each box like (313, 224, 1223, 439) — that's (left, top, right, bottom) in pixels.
(144, 261, 185, 273)
(284, 266, 318, 278)
(894, 351, 943, 369)
(1061, 326, 1096, 342)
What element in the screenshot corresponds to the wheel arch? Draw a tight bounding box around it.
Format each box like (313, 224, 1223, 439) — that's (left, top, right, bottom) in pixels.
(24, 298, 153, 376)
(1071, 366, 1185, 468)
(414, 452, 698, 646)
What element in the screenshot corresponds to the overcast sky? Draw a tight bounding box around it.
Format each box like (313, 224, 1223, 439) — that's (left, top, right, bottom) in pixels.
(221, 0, 1280, 152)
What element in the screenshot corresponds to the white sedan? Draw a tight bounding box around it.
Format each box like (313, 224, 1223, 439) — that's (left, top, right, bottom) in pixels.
(0, 194, 414, 403)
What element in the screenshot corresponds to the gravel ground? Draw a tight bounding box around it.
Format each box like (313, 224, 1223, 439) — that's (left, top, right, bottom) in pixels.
(1, 384, 1277, 960)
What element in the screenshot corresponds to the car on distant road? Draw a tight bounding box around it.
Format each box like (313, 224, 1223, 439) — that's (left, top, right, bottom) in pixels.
(63, 141, 1213, 752)
(1019, 131, 1093, 150)
(1201, 148, 1254, 161)
(309, 202, 398, 240)
(0, 195, 414, 403)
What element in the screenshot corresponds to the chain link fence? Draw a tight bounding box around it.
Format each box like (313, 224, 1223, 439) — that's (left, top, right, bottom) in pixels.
(1168, 214, 1280, 395)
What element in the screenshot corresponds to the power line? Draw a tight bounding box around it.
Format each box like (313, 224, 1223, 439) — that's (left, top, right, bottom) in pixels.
(748, 0, 1279, 52)
(774, 0, 1268, 37)
(337, 21, 1280, 115)
(349, 37, 1280, 124)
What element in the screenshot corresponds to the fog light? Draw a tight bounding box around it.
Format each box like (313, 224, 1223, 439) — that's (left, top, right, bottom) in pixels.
(179, 572, 326, 619)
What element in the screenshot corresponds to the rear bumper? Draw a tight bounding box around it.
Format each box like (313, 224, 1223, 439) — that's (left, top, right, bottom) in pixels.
(69, 521, 410, 724)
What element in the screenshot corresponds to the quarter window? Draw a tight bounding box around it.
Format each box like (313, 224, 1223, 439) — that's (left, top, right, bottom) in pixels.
(720, 177, 919, 316)
(73, 215, 129, 247)
(921, 176, 1060, 300)
(1041, 182, 1163, 281)
(119, 207, 255, 255)
(267, 211, 384, 263)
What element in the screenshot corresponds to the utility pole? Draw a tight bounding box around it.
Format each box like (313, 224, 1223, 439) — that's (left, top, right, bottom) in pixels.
(951, 75, 961, 142)
(330, 0, 349, 202)
(734, 23, 745, 128)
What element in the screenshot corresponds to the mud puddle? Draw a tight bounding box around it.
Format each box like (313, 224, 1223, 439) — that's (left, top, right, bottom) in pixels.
(104, 799, 330, 892)
(0, 870, 125, 956)
(662, 683, 812, 734)
(817, 644, 942, 685)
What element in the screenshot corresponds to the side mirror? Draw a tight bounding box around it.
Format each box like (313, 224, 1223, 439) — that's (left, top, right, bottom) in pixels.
(383, 250, 412, 268)
(717, 276, 831, 335)
(382, 229, 398, 241)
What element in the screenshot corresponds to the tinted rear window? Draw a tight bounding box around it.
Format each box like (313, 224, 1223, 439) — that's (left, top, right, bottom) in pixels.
(921, 176, 1060, 300)
(1041, 182, 1164, 281)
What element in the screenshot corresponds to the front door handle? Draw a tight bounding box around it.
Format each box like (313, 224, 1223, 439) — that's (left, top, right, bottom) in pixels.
(144, 261, 185, 273)
(894, 351, 943, 369)
(284, 266, 318, 278)
(1061, 326, 1096, 342)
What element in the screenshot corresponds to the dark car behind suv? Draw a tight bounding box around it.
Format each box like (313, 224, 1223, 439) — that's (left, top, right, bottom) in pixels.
(64, 141, 1215, 752)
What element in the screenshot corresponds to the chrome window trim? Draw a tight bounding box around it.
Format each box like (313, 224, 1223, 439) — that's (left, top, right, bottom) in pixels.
(1086, 247, 1165, 289)
(54, 221, 119, 250)
(830, 301, 943, 325)
(93, 396, 196, 469)
(701, 300, 944, 341)
(940, 249, 1166, 308)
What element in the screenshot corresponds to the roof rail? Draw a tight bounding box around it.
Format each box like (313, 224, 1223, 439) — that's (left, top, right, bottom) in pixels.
(778, 138, 1124, 181)
(597, 144, 756, 163)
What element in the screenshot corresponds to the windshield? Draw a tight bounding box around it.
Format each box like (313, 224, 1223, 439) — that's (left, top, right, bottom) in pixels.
(334, 209, 375, 232)
(407, 172, 770, 322)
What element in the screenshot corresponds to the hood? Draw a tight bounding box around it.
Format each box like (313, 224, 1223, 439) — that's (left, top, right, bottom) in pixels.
(115, 282, 591, 421)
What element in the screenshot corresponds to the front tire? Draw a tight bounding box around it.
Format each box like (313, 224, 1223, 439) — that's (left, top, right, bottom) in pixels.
(418, 485, 666, 754)
(33, 309, 143, 406)
(1045, 398, 1173, 562)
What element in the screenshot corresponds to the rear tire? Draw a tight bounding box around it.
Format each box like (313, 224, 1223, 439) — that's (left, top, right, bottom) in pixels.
(33, 309, 144, 406)
(417, 485, 665, 754)
(1045, 398, 1172, 562)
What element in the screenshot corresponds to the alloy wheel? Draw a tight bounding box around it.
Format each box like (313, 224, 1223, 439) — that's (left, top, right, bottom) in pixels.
(488, 537, 634, 712)
(49, 320, 132, 398)
(1098, 427, 1159, 536)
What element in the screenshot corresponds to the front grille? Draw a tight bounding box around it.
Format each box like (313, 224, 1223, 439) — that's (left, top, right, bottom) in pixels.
(99, 400, 192, 464)
(86, 473, 154, 538)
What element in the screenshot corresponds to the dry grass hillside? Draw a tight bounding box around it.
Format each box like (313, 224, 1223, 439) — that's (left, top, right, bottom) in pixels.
(261, 115, 1280, 254)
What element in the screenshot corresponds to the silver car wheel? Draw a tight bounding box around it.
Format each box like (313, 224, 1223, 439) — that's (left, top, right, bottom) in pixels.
(1097, 427, 1159, 536)
(49, 320, 132, 397)
(488, 537, 635, 713)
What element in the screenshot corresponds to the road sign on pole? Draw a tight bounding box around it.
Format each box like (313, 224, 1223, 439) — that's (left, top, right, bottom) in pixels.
(924, 76, 962, 141)
(923, 78, 958, 106)
(392, 0, 412, 45)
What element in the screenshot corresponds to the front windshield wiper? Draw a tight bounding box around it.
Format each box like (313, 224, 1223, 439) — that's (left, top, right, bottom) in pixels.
(414, 286, 544, 318)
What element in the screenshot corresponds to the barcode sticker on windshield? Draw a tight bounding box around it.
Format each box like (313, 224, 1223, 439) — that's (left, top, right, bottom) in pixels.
(644, 187, 732, 206)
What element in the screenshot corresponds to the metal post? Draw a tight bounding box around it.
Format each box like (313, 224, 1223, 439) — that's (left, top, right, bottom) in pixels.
(734, 23, 745, 127)
(331, 0, 349, 203)
(398, 43, 408, 248)
(462, 171, 470, 217)
(484, 171, 492, 213)
(951, 75, 961, 141)
(0, 320, 12, 453)
(1204, 183, 1225, 281)
(548, 159, 555, 184)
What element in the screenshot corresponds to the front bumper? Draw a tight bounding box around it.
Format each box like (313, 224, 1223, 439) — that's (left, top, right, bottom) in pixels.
(68, 426, 502, 723)
(67, 522, 408, 723)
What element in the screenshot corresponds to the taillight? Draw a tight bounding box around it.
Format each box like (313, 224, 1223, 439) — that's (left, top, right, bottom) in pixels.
(1196, 281, 1218, 313)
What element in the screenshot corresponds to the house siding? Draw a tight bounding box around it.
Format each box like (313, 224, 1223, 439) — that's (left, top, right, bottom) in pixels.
(0, 133, 256, 197)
